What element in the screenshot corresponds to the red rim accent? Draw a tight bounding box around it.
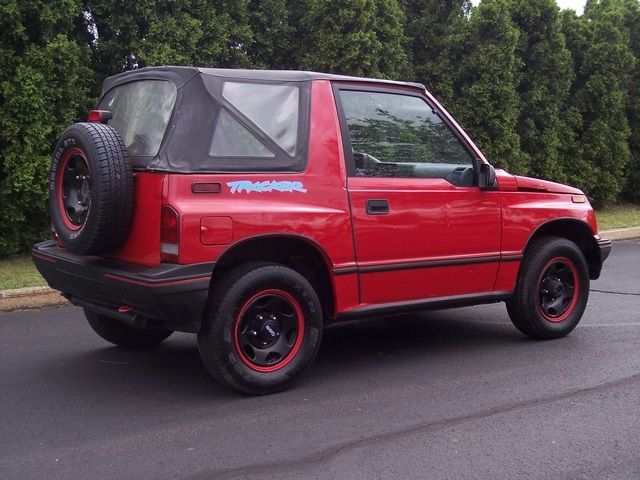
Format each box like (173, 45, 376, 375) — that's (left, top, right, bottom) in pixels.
(537, 256, 580, 323)
(233, 289, 305, 373)
(56, 147, 89, 231)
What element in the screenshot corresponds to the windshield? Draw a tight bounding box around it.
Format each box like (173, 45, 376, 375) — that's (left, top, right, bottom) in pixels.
(99, 80, 177, 157)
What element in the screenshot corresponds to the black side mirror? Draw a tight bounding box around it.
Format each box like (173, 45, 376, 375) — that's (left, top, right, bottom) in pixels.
(480, 163, 496, 190)
(473, 158, 497, 190)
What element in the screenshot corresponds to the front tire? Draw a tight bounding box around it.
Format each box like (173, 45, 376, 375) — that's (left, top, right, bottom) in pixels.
(506, 237, 589, 339)
(84, 309, 173, 348)
(198, 263, 323, 395)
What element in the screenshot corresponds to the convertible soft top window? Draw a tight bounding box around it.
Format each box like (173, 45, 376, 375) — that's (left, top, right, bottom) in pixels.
(99, 80, 176, 157)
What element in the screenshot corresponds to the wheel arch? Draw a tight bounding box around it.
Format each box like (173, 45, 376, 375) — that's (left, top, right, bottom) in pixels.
(211, 234, 336, 321)
(523, 218, 601, 279)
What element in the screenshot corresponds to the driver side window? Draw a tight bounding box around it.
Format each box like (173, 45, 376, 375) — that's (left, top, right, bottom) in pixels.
(338, 89, 474, 185)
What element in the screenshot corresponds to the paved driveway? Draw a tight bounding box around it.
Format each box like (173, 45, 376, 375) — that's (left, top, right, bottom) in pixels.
(1, 239, 639, 479)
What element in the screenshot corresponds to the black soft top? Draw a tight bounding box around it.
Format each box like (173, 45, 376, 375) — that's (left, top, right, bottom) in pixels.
(98, 66, 425, 173)
(101, 66, 425, 95)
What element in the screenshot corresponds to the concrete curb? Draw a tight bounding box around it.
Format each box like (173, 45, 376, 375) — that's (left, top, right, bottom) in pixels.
(600, 226, 640, 241)
(1, 228, 638, 313)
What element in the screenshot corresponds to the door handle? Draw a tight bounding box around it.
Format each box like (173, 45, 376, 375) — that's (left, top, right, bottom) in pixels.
(366, 199, 389, 215)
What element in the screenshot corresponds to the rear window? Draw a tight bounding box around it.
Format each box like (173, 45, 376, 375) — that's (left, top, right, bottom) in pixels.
(99, 80, 177, 157)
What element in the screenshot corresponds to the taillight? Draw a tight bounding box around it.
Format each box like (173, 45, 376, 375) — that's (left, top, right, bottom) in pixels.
(87, 110, 113, 123)
(161, 205, 180, 262)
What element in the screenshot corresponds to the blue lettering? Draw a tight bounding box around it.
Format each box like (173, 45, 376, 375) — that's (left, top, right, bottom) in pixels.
(226, 180, 307, 194)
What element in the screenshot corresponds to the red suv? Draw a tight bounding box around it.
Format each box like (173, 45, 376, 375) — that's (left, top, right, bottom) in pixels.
(33, 67, 611, 394)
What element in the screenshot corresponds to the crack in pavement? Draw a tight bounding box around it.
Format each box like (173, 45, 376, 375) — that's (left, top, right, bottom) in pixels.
(590, 289, 640, 296)
(186, 372, 640, 480)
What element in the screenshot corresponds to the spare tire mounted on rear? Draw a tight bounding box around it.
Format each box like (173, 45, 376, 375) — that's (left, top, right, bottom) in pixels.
(50, 122, 133, 255)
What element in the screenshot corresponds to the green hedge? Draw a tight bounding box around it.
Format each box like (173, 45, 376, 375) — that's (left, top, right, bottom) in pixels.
(1, 0, 639, 255)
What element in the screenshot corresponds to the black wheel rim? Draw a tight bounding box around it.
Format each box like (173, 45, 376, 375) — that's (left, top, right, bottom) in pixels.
(60, 149, 91, 229)
(538, 257, 579, 322)
(234, 289, 304, 372)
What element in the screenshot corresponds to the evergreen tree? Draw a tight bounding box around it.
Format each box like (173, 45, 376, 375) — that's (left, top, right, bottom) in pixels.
(577, 0, 635, 205)
(509, 0, 573, 182)
(0, 0, 93, 254)
(452, 0, 524, 173)
(557, 9, 598, 194)
(247, 0, 295, 69)
(405, 0, 471, 99)
(84, 0, 253, 76)
(620, 0, 640, 203)
(298, 0, 410, 78)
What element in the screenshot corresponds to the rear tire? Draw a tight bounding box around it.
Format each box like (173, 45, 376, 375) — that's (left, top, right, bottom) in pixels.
(84, 309, 173, 348)
(506, 237, 589, 339)
(198, 263, 323, 395)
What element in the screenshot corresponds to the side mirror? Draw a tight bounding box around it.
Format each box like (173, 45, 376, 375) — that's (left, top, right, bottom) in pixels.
(474, 158, 497, 190)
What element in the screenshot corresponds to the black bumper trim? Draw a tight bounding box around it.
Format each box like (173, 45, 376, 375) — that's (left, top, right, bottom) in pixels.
(32, 241, 214, 333)
(598, 238, 612, 263)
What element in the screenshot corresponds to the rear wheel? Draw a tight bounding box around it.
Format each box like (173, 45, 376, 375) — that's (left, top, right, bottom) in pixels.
(506, 237, 589, 339)
(84, 310, 173, 348)
(198, 263, 323, 395)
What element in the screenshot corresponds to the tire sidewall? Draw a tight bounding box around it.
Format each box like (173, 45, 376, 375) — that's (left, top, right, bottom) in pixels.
(200, 265, 323, 394)
(50, 125, 103, 252)
(523, 238, 589, 336)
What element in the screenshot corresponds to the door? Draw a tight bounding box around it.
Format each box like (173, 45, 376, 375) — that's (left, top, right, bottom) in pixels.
(335, 86, 502, 305)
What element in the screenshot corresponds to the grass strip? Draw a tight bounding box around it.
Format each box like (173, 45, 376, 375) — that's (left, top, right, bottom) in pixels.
(0, 255, 47, 290)
(596, 203, 640, 230)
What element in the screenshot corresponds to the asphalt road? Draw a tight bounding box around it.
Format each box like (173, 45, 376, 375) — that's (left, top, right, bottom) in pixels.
(1, 240, 639, 480)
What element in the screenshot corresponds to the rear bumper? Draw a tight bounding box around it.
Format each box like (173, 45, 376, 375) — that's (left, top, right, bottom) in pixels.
(32, 241, 213, 332)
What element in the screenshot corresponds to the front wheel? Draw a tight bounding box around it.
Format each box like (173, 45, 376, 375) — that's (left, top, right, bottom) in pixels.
(506, 237, 589, 339)
(198, 263, 323, 395)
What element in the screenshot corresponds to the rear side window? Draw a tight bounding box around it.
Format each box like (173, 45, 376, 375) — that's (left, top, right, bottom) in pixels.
(210, 110, 275, 158)
(99, 80, 177, 157)
(338, 89, 473, 181)
(222, 82, 299, 156)
(199, 75, 310, 172)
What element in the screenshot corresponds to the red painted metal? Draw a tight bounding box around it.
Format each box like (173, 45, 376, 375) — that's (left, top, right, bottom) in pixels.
(107, 172, 166, 267)
(347, 176, 502, 304)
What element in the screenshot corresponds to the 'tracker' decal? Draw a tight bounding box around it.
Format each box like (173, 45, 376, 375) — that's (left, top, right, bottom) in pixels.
(227, 180, 307, 194)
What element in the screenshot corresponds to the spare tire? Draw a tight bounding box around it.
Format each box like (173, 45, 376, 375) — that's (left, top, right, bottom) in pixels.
(50, 122, 133, 255)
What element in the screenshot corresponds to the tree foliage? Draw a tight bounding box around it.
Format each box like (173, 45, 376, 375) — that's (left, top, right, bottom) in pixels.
(298, 0, 410, 78)
(0, 0, 92, 255)
(2, 0, 640, 254)
(577, 0, 635, 205)
(450, 0, 525, 173)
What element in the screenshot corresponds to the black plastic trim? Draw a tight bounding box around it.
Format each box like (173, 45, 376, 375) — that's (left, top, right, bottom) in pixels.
(32, 241, 213, 333)
(598, 238, 612, 263)
(333, 266, 358, 276)
(338, 291, 512, 320)
(359, 255, 502, 274)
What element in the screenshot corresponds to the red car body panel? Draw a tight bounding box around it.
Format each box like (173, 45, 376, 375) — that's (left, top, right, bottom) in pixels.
(108, 172, 166, 267)
(347, 176, 502, 304)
